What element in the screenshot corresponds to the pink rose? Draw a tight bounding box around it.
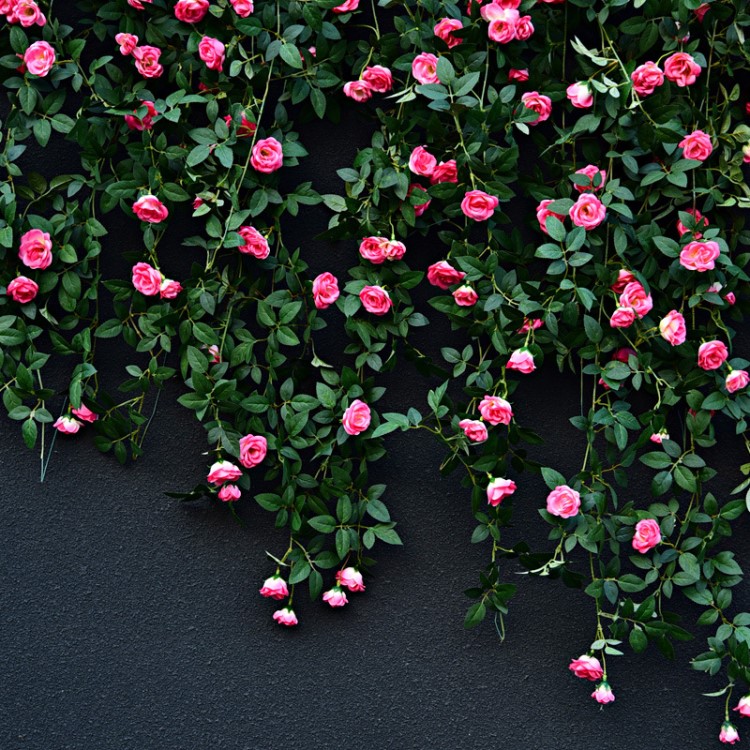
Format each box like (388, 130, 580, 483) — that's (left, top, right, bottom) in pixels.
(733, 695, 750, 718)
(218, 484, 241, 502)
(664, 52, 701, 87)
(18, 229, 53, 270)
(694, 3, 710, 21)
(412, 53, 439, 85)
(676, 207, 707, 237)
(679, 129, 713, 161)
(238, 225, 270, 258)
(546, 484, 581, 518)
(508, 68, 529, 81)
(207, 460, 242, 485)
(566, 81, 593, 108)
(131, 262, 162, 296)
(720, 724, 740, 745)
(336, 567, 366, 592)
(14, 0, 46, 27)
(482, 5, 519, 44)
(239, 433, 268, 468)
(453, 285, 478, 307)
(332, 0, 358, 12)
(486, 477, 517, 507)
(208, 344, 221, 363)
(342, 399, 371, 435)
(698, 340, 728, 371)
(632, 518, 661, 553)
(431, 160, 458, 184)
(619, 281, 653, 318)
(478, 395, 512, 426)
(520, 91, 552, 125)
(260, 575, 289, 600)
(124, 100, 157, 131)
(127, 0, 152, 7)
(610, 307, 636, 328)
(343, 80, 373, 102)
(23, 40, 55, 77)
(427, 261, 465, 289)
(71, 404, 98, 423)
(407, 183, 431, 216)
(359, 236, 388, 264)
(382, 239, 406, 261)
(514, 15, 534, 40)
(726, 370, 750, 393)
(132, 45, 163, 78)
(574, 165, 606, 192)
(517, 317, 543, 334)
(53, 416, 82, 434)
(650, 430, 669, 443)
(461, 190, 499, 221)
(570, 193, 606, 230)
(434, 18, 462, 48)
(359, 285, 392, 315)
(251, 137, 284, 173)
(272, 607, 298, 626)
(569, 655, 603, 681)
(458, 419, 488, 443)
(536, 199, 565, 235)
(199, 36, 225, 71)
(591, 682, 615, 704)
(312, 272, 340, 309)
(361, 65, 392, 93)
(6, 275, 38, 303)
(679, 240, 720, 272)
(507, 348, 535, 374)
(230, 0, 254, 15)
(174, 0, 210, 23)
(742, 143, 750, 164)
(224, 112, 256, 137)
(323, 586, 348, 607)
(132, 194, 168, 223)
(115, 33, 139, 55)
(659, 310, 686, 345)
(159, 279, 182, 299)
(611, 269, 636, 294)
(409, 146, 437, 177)
(630, 61, 664, 96)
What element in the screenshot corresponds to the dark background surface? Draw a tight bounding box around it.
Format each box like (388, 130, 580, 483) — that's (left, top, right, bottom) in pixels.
(2, 74, 750, 750)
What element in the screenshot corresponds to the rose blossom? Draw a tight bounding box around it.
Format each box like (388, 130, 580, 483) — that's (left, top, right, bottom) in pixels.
(72, 404, 98, 423)
(478, 395, 512, 425)
(742, 143, 750, 163)
(407, 183, 431, 216)
(208, 345, 221, 363)
(14, 0, 46, 27)
(131, 262, 161, 296)
(260, 575, 289, 600)
(694, 3, 710, 21)
(461, 190, 499, 221)
(323, 586, 348, 607)
(343, 80, 373, 102)
(611, 269, 636, 294)
(458, 419, 488, 443)
(727, 370, 750, 393)
(650, 430, 669, 444)
(115, 33, 139, 55)
(427, 260, 466, 289)
(733, 695, 750, 718)
(664, 52, 701, 87)
(336, 567, 366, 592)
(536, 199, 565, 235)
(453, 285, 478, 307)
(361, 65, 392, 93)
(482, 5, 519, 44)
(431, 160, 458, 184)
(230, 0, 254, 16)
(630, 61, 664, 96)
(659, 310, 686, 346)
(359, 285, 392, 315)
(720, 723, 740, 745)
(409, 146, 437, 178)
(6, 275, 38, 303)
(574, 165, 606, 192)
(676, 208, 707, 237)
(610, 307, 636, 328)
(273, 607, 298, 626)
(359, 236, 388, 264)
(434, 18, 462, 48)
(569, 655, 603, 681)
(486, 477, 517, 507)
(332, 0, 358, 12)
(517, 317, 543, 334)
(514, 15, 534, 40)
(382, 239, 406, 261)
(132, 46, 163, 78)
(678, 130, 713, 161)
(132, 195, 168, 223)
(251, 137, 284, 173)
(507, 348, 535, 373)
(619, 281, 653, 318)
(127, 0, 152, 7)
(18, 229, 52, 270)
(54, 416, 81, 434)
(520, 91, 552, 125)
(592, 683, 615, 704)
(546, 485, 581, 518)
(570, 193, 606, 230)
(199, 36, 225, 71)
(224, 112, 256, 137)
(238, 226, 270, 259)
(124, 100, 157, 131)
(218, 484, 241, 502)
(312, 272, 340, 309)
(632, 518, 661, 553)
(679, 240, 720, 272)
(508, 68, 529, 82)
(412, 53, 439, 85)
(174, 0, 209, 23)
(159, 279, 182, 299)
(698, 340, 728, 371)
(566, 81, 593, 108)
(239, 434, 268, 468)
(23, 41, 55, 77)
(342, 399, 371, 436)
(207, 460, 243, 485)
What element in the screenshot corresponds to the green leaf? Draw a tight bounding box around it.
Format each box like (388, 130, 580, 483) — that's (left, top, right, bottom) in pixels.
(629, 627, 648, 653)
(366, 498, 390, 522)
(280, 43, 303, 69)
(464, 601, 487, 629)
(308, 515, 336, 533)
